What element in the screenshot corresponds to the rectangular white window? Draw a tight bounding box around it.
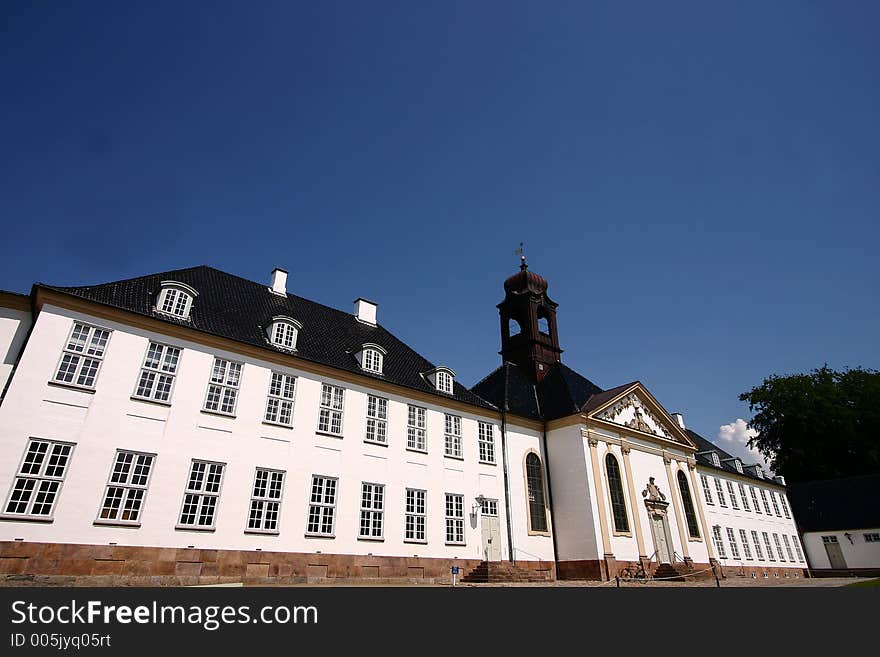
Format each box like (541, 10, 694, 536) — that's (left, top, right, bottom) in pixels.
(177, 460, 225, 530)
(97, 450, 155, 524)
(481, 498, 499, 516)
(726, 527, 741, 559)
(264, 372, 296, 426)
(760, 489, 773, 515)
(3, 439, 74, 519)
(770, 491, 782, 517)
(317, 384, 344, 435)
(444, 414, 462, 458)
(763, 532, 776, 561)
(53, 322, 111, 388)
(407, 405, 427, 452)
(712, 526, 727, 559)
(739, 529, 753, 560)
(773, 533, 786, 561)
(700, 475, 714, 505)
(791, 535, 805, 561)
(478, 422, 496, 463)
(779, 494, 790, 519)
(247, 468, 285, 533)
(133, 342, 181, 402)
(739, 483, 751, 512)
(714, 479, 727, 507)
(445, 493, 465, 545)
(726, 481, 739, 509)
(405, 488, 426, 543)
(751, 530, 765, 560)
(307, 475, 337, 536)
(751, 486, 762, 513)
(365, 395, 388, 444)
(203, 357, 242, 415)
(781, 534, 795, 561)
(359, 482, 384, 539)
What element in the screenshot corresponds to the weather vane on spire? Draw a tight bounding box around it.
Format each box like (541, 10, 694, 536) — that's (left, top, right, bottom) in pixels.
(514, 242, 527, 270)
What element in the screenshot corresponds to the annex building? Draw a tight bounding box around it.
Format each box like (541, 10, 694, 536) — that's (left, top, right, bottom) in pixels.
(0, 261, 806, 584)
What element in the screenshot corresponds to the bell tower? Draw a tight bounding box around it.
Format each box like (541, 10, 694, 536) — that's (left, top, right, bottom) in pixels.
(498, 257, 562, 383)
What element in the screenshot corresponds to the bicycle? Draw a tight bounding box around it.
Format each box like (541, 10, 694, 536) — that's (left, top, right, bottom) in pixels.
(618, 563, 649, 584)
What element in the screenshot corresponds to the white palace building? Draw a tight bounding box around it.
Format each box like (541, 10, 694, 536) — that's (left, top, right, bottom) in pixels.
(0, 262, 806, 583)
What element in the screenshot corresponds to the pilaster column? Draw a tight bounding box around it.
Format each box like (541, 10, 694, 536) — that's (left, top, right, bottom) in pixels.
(587, 434, 613, 560)
(663, 453, 690, 560)
(688, 462, 715, 560)
(620, 442, 647, 558)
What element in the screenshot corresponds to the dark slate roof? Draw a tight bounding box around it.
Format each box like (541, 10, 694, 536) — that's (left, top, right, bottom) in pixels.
(787, 475, 880, 533)
(471, 361, 602, 421)
(40, 265, 495, 411)
(581, 382, 638, 414)
(686, 429, 779, 486)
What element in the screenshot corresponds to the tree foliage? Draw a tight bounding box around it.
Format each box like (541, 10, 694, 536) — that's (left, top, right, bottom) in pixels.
(739, 366, 880, 483)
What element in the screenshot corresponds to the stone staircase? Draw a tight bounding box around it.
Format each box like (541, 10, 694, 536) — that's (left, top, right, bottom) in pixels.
(651, 563, 687, 582)
(460, 561, 550, 583)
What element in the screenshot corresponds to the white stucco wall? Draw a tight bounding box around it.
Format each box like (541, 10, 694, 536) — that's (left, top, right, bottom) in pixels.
(802, 529, 880, 570)
(0, 304, 32, 397)
(0, 304, 554, 563)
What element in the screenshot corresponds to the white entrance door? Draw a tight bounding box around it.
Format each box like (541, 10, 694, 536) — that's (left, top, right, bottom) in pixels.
(823, 536, 847, 569)
(481, 500, 501, 561)
(651, 515, 673, 564)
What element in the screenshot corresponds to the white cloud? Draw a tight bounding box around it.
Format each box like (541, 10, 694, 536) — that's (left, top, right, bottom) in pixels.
(717, 419, 774, 473)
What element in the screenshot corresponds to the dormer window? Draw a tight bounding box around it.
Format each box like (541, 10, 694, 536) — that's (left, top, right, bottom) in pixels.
(436, 369, 453, 394)
(734, 459, 743, 474)
(711, 452, 721, 468)
(356, 344, 386, 375)
(268, 316, 301, 350)
(156, 282, 198, 320)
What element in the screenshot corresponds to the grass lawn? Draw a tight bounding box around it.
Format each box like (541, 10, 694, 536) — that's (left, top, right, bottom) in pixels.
(844, 578, 880, 588)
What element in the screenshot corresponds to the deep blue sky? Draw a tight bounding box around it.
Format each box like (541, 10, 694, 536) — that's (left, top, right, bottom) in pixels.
(2, 1, 878, 462)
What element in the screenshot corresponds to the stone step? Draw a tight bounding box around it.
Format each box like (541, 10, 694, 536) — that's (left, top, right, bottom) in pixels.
(461, 561, 550, 583)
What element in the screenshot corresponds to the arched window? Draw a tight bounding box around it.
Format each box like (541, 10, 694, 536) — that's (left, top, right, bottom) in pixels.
(677, 470, 701, 539)
(358, 343, 386, 375)
(525, 453, 548, 533)
(509, 318, 521, 336)
(537, 316, 550, 335)
(156, 281, 198, 320)
(268, 316, 301, 350)
(605, 453, 629, 533)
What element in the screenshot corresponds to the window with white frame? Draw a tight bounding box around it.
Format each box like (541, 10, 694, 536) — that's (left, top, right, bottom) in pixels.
(134, 342, 181, 402)
(307, 475, 337, 536)
(97, 450, 155, 524)
(700, 474, 714, 505)
(726, 481, 739, 509)
(751, 486, 762, 513)
(3, 439, 73, 519)
(773, 533, 786, 561)
(779, 493, 790, 518)
(726, 527, 741, 559)
(751, 530, 764, 560)
(364, 395, 388, 444)
(759, 489, 773, 515)
(821, 535, 838, 544)
(770, 491, 782, 516)
(481, 498, 499, 516)
(791, 535, 805, 561)
(317, 384, 344, 435)
(711, 452, 721, 467)
(405, 488, 426, 542)
(269, 318, 300, 350)
(53, 322, 111, 389)
(407, 404, 427, 452)
(781, 534, 795, 561)
(739, 529, 753, 560)
(445, 493, 465, 544)
(865, 533, 880, 543)
(359, 482, 384, 539)
(739, 483, 751, 512)
(733, 459, 743, 473)
(203, 357, 242, 415)
(444, 414, 462, 459)
(478, 422, 496, 464)
(712, 526, 727, 559)
(714, 478, 727, 507)
(156, 283, 197, 320)
(264, 372, 296, 426)
(360, 346, 384, 374)
(762, 532, 776, 561)
(177, 460, 225, 530)
(436, 370, 453, 394)
(246, 468, 285, 533)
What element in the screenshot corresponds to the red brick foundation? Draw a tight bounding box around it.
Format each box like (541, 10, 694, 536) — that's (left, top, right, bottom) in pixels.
(0, 541, 555, 586)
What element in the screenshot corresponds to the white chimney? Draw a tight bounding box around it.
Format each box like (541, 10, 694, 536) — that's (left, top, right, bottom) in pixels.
(270, 268, 288, 295)
(672, 412, 686, 429)
(354, 298, 377, 325)
(774, 475, 786, 486)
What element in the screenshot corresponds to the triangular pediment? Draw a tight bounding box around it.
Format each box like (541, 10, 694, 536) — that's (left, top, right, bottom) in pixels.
(585, 383, 695, 448)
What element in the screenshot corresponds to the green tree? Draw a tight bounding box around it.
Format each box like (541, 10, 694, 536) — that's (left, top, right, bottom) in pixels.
(739, 366, 880, 483)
